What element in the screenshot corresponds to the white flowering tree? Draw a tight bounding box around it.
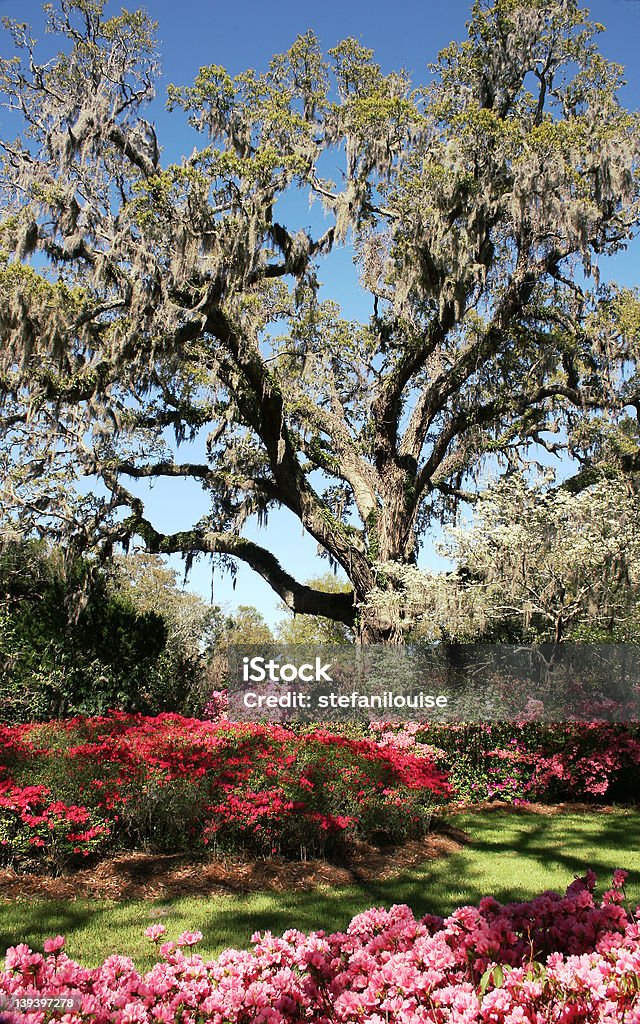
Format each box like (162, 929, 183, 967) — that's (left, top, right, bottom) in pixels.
(364, 477, 640, 643)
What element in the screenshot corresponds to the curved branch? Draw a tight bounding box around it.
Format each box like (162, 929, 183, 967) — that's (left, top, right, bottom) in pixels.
(130, 515, 356, 626)
(114, 460, 213, 481)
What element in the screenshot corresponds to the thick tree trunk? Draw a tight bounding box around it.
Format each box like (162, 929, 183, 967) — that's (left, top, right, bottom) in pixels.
(355, 616, 406, 645)
(354, 573, 415, 646)
(351, 468, 421, 644)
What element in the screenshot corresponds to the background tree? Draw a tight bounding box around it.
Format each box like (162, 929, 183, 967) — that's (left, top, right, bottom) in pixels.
(194, 603, 273, 702)
(1, 0, 639, 642)
(0, 539, 167, 720)
(221, 605, 274, 646)
(110, 550, 219, 661)
(106, 551, 224, 710)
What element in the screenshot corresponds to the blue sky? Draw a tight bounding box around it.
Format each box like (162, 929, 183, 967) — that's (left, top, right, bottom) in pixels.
(3, 0, 640, 624)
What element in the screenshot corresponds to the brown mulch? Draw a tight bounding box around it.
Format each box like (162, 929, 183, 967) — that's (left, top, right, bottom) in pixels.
(2, 802, 627, 903)
(0, 824, 469, 903)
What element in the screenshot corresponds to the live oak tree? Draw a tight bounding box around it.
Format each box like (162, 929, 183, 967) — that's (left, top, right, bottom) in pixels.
(1, 0, 640, 642)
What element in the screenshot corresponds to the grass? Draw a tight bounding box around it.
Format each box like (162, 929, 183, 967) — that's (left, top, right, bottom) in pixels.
(1, 807, 639, 971)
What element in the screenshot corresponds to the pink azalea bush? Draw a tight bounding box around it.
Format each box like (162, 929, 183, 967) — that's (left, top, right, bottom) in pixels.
(369, 722, 640, 804)
(1, 872, 639, 1023)
(201, 690, 229, 722)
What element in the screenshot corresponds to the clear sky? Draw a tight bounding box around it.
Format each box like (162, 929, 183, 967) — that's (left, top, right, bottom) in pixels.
(3, 0, 640, 623)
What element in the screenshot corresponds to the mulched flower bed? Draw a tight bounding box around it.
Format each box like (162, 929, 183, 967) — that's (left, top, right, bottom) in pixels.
(0, 826, 467, 901)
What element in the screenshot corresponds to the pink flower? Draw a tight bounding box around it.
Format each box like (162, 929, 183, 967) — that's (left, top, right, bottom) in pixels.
(0, 872, 638, 1024)
(144, 924, 167, 942)
(43, 935, 65, 953)
(121, 1002, 148, 1024)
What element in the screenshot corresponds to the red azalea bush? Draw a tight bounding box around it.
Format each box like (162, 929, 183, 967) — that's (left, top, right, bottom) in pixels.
(369, 721, 640, 805)
(0, 782, 111, 864)
(1, 872, 638, 1023)
(0, 715, 450, 867)
(2, 710, 638, 868)
(203, 689, 640, 805)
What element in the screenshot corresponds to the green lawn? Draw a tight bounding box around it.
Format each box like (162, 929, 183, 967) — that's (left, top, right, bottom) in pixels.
(1, 807, 639, 972)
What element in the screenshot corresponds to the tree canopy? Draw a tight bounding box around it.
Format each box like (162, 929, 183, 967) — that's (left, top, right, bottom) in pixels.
(1, 0, 639, 641)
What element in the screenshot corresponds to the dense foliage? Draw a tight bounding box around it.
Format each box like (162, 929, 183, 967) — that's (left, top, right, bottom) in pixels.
(1, 872, 638, 1023)
(203, 696, 638, 806)
(0, 715, 450, 868)
(370, 721, 640, 805)
(1, 0, 639, 640)
(0, 541, 167, 721)
(0, 542, 222, 722)
(202, 691, 640, 804)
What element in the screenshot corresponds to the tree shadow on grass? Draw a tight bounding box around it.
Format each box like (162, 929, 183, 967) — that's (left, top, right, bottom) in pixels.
(2, 809, 639, 967)
(186, 855, 497, 949)
(454, 809, 640, 878)
(0, 901, 102, 956)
